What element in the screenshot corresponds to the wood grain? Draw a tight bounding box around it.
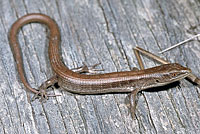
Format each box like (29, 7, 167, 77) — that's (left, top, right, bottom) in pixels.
(0, 0, 199, 133)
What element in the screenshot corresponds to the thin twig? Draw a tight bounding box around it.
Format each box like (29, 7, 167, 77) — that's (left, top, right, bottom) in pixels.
(159, 34, 200, 53)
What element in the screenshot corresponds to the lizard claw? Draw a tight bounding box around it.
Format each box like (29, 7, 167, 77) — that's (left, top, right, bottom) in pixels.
(31, 88, 48, 102)
(31, 87, 61, 102)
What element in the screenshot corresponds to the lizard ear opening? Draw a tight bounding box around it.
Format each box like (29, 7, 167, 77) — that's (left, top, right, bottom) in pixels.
(155, 79, 160, 83)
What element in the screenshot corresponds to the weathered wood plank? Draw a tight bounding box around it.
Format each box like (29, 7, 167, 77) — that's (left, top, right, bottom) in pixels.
(0, 0, 199, 133)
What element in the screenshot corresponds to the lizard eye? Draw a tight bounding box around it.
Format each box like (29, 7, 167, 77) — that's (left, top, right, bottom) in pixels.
(171, 73, 177, 77)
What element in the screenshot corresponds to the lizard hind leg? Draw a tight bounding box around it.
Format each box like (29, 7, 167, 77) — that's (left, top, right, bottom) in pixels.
(31, 75, 59, 102)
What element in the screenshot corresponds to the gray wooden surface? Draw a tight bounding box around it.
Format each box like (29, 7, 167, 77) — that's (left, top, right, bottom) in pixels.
(0, 0, 200, 134)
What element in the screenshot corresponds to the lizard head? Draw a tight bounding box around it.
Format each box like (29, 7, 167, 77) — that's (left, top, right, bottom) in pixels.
(143, 63, 191, 88)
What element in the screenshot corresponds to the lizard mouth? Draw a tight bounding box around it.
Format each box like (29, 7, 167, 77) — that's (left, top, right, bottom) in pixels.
(152, 72, 191, 88)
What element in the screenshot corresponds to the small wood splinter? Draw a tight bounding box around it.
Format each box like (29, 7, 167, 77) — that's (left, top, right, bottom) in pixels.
(159, 33, 200, 53)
